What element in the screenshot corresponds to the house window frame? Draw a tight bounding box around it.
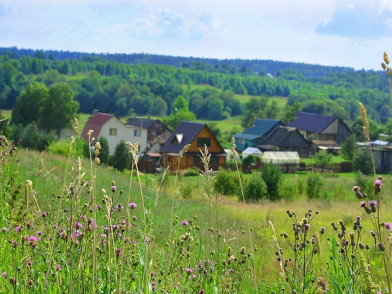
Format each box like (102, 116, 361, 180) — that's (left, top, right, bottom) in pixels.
(134, 129, 141, 137)
(109, 128, 117, 136)
(197, 138, 211, 147)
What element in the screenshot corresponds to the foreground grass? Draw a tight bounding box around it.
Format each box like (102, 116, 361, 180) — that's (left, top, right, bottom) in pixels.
(1, 145, 392, 293)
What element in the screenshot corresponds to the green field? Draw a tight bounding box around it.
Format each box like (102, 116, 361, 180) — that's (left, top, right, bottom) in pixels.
(1, 141, 391, 293)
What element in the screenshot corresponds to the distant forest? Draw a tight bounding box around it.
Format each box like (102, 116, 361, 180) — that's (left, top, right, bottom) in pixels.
(0, 47, 390, 126)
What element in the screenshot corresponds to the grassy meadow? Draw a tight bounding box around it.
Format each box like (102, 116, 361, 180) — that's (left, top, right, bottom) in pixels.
(1, 134, 392, 293)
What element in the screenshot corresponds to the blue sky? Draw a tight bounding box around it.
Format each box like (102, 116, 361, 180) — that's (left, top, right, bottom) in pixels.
(1, 0, 392, 70)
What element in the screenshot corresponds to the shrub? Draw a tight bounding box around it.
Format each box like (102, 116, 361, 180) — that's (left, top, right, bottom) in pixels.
(12, 122, 55, 151)
(183, 169, 199, 177)
(180, 185, 193, 199)
(97, 137, 109, 165)
(242, 155, 261, 165)
(243, 172, 267, 202)
(352, 149, 373, 175)
(214, 169, 241, 195)
(113, 140, 131, 171)
(278, 180, 297, 201)
(261, 163, 282, 200)
(306, 172, 323, 199)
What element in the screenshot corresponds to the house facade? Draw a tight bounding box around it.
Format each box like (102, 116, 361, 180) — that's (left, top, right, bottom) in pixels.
(81, 113, 147, 156)
(288, 112, 352, 145)
(160, 121, 226, 172)
(259, 126, 312, 157)
(234, 119, 284, 152)
(126, 117, 172, 153)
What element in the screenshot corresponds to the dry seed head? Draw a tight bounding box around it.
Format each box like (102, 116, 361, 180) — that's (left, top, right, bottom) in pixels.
(178, 144, 191, 162)
(72, 118, 79, 135)
(384, 52, 389, 64)
(37, 158, 44, 178)
(70, 136, 75, 144)
(26, 180, 32, 187)
(382, 62, 387, 70)
(87, 129, 93, 137)
(95, 157, 100, 165)
(388, 67, 391, 77)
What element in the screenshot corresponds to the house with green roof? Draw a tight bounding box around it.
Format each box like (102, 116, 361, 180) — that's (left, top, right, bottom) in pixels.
(233, 119, 284, 152)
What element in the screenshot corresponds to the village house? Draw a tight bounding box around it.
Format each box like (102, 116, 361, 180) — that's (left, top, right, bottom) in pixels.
(258, 126, 312, 157)
(233, 119, 284, 152)
(81, 113, 147, 156)
(160, 121, 226, 172)
(125, 117, 172, 153)
(288, 112, 352, 145)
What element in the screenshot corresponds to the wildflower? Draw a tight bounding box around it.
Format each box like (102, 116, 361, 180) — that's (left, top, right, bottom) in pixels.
(115, 248, 123, 257)
(41, 212, 48, 218)
(36, 231, 42, 236)
(374, 179, 383, 193)
(28, 236, 37, 242)
(75, 222, 83, 229)
(11, 241, 17, 248)
(360, 201, 366, 207)
(9, 277, 16, 285)
(185, 268, 194, 274)
(128, 203, 137, 209)
(305, 223, 310, 230)
(378, 242, 385, 251)
(385, 223, 392, 230)
(199, 290, 205, 294)
(1, 227, 8, 232)
(320, 227, 326, 234)
(111, 185, 116, 192)
(55, 264, 62, 271)
(2, 272, 6, 278)
(14, 226, 22, 232)
(181, 220, 189, 226)
(352, 186, 363, 199)
(369, 200, 377, 213)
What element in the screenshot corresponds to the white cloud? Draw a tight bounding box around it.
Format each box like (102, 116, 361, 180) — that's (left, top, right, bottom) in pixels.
(316, 0, 392, 38)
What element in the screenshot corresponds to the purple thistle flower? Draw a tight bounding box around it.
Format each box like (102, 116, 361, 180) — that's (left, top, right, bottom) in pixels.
(385, 223, 392, 230)
(75, 222, 83, 229)
(55, 264, 62, 271)
(14, 226, 22, 232)
(36, 231, 42, 236)
(1, 227, 9, 232)
(369, 200, 377, 207)
(12, 241, 17, 248)
(360, 201, 367, 207)
(199, 290, 205, 294)
(128, 203, 137, 209)
(111, 185, 116, 192)
(185, 268, 194, 274)
(305, 223, 310, 230)
(2, 272, 7, 278)
(28, 236, 37, 242)
(181, 220, 189, 226)
(41, 212, 48, 218)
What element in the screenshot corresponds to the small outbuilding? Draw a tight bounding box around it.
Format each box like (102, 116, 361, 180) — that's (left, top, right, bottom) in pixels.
(242, 147, 263, 159)
(262, 151, 300, 166)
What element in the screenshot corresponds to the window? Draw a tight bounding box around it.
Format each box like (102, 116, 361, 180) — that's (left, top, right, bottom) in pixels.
(109, 128, 117, 136)
(134, 129, 141, 137)
(197, 138, 211, 147)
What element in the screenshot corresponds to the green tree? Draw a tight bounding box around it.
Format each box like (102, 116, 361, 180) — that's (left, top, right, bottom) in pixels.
(314, 150, 332, 170)
(171, 95, 189, 113)
(12, 82, 49, 126)
(352, 149, 373, 175)
(39, 83, 79, 136)
(243, 173, 267, 202)
(162, 110, 196, 130)
(150, 97, 168, 116)
(241, 96, 268, 128)
(98, 137, 110, 165)
(113, 140, 131, 171)
(341, 134, 357, 162)
(261, 163, 283, 200)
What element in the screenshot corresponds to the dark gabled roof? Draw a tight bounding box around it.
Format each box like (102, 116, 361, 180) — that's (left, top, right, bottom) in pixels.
(126, 117, 157, 129)
(243, 119, 281, 136)
(160, 121, 205, 154)
(233, 133, 261, 140)
(288, 112, 337, 133)
(81, 113, 114, 141)
(262, 126, 298, 146)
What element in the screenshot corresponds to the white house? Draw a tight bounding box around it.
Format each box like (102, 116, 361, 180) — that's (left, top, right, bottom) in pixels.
(81, 113, 148, 156)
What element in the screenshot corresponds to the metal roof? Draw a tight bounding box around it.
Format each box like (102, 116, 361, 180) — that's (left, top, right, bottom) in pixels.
(288, 112, 336, 133)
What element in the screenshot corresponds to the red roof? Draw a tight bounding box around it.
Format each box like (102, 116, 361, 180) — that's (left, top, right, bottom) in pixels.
(81, 113, 114, 141)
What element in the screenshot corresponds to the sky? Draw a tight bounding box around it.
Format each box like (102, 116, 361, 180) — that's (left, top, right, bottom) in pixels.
(1, 0, 392, 70)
